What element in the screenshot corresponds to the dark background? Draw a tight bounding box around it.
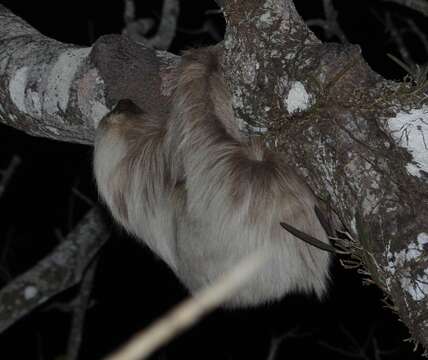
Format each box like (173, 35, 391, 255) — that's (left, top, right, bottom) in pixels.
(0, 1, 427, 359)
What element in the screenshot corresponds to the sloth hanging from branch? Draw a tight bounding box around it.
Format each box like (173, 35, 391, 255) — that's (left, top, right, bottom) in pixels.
(93, 47, 333, 307)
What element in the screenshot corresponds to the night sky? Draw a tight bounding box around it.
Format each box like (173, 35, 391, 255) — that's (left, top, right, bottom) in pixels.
(0, 1, 427, 359)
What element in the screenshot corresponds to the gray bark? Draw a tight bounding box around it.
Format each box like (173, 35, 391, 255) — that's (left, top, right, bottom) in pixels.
(0, 5, 178, 144)
(223, 0, 428, 351)
(0, 1, 427, 352)
(0, 208, 109, 333)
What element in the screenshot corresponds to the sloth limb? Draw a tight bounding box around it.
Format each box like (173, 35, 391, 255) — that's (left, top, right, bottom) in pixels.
(93, 47, 331, 307)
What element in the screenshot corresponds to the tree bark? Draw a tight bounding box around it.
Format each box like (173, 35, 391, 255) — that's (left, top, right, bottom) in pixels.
(223, 0, 428, 350)
(0, 1, 427, 351)
(0, 207, 109, 333)
(0, 5, 178, 144)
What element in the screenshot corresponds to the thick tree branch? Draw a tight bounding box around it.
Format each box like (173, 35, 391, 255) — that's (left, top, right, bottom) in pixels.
(0, 5, 178, 144)
(0, 207, 109, 333)
(223, 0, 428, 350)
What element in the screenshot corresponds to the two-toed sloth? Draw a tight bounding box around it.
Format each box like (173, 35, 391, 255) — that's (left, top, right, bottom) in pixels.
(93, 47, 331, 307)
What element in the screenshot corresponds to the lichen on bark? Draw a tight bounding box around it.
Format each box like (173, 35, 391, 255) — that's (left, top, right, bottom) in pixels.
(223, 0, 428, 350)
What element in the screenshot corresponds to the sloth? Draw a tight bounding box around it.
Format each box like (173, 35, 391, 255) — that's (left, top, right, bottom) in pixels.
(93, 47, 331, 307)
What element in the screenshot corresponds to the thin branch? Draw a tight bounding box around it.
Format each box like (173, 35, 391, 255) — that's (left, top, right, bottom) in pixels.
(385, 12, 415, 66)
(384, 0, 428, 17)
(318, 323, 400, 359)
(213, 0, 224, 8)
(123, 0, 155, 41)
(177, 18, 223, 42)
(266, 328, 309, 360)
(123, 0, 136, 26)
(72, 188, 96, 207)
(406, 18, 428, 55)
(0, 155, 21, 198)
(306, 0, 348, 43)
(123, 0, 180, 50)
(0, 207, 109, 333)
(149, 0, 180, 50)
(66, 256, 99, 360)
(104, 249, 269, 360)
(0, 227, 15, 284)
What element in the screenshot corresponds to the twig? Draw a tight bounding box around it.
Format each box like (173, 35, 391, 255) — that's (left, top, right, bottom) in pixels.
(266, 327, 308, 360)
(0, 155, 21, 198)
(123, 0, 136, 26)
(406, 18, 428, 55)
(306, 0, 348, 43)
(318, 340, 366, 359)
(385, 12, 414, 66)
(72, 188, 96, 207)
(68, 186, 96, 231)
(0, 207, 109, 333)
(104, 249, 270, 360)
(35, 331, 45, 360)
(0, 227, 15, 284)
(318, 323, 398, 360)
(66, 256, 99, 360)
(123, 0, 180, 50)
(384, 0, 428, 18)
(177, 19, 223, 42)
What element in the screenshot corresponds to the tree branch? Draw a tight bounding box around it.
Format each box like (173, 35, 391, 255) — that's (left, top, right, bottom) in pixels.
(306, 0, 348, 43)
(0, 5, 178, 144)
(223, 0, 428, 350)
(104, 249, 269, 360)
(213, 0, 224, 8)
(66, 256, 99, 360)
(123, 0, 180, 50)
(0, 207, 109, 334)
(384, 0, 428, 17)
(0, 155, 21, 199)
(384, 12, 414, 66)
